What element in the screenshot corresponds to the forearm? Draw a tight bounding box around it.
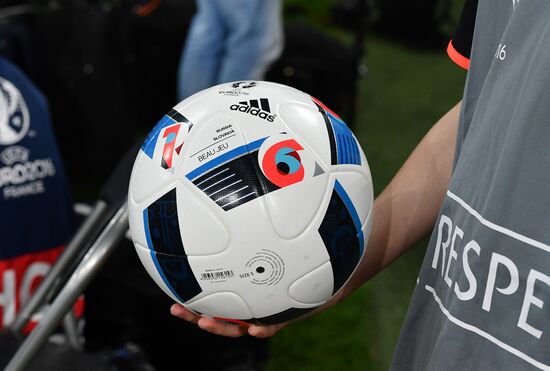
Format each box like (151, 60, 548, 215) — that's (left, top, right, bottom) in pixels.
(338, 101, 462, 300)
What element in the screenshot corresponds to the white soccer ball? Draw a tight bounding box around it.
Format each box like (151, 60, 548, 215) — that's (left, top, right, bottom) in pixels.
(128, 81, 373, 325)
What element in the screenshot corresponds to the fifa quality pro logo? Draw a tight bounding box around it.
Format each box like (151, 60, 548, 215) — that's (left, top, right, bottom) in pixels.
(230, 98, 276, 122)
(0, 77, 30, 145)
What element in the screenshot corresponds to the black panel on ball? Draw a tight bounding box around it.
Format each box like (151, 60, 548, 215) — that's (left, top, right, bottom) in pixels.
(145, 188, 202, 302)
(318, 188, 361, 294)
(152, 251, 202, 303)
(252, 307, 318, 325)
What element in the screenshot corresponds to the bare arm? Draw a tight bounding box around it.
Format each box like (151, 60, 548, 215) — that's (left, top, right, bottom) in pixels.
(337, 100, 461, 298)
(171, 101, 462, 337)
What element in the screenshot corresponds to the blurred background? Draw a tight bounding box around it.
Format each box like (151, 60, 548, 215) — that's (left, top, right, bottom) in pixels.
(0, 0, 466, 370)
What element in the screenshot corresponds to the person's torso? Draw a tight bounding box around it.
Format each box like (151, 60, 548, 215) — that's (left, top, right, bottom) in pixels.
(391, 1, 550, 369)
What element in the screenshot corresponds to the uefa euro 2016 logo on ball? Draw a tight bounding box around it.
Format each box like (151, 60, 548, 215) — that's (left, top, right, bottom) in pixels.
(128, 81, 373, 325)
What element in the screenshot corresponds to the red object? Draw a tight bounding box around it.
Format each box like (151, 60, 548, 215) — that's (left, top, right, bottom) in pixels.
(161, 124, 181, 169)
(134, 0, 162, 17)
(311, 96, 342, 119)
(213, 317, 251, 328)
(447, 40, 470, 70)
(261, 139, 304, 188)
(0, 245, 85, 333)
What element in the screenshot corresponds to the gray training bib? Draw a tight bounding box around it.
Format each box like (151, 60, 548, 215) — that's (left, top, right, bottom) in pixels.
(391, 1, 550, 370)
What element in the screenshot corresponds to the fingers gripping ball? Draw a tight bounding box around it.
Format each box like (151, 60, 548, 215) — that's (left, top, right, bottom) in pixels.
(128, 81, 374, 325)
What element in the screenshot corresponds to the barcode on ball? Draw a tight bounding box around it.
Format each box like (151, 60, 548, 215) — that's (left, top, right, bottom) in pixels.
(201, 270, 234, 280)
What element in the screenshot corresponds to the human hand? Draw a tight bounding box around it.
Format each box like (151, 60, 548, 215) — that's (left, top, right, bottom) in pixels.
(170, 303, 287, 338)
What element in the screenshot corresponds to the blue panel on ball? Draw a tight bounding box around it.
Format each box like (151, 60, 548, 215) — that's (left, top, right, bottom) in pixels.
(333, 180, 364, 255)
(185, 136, 268, 181)
(190, 150, 280, 211)
(143, 188, 202, 302)
(314, 101, 361, 166)
(330, 113, 361, 166)
(143, 188, 184, 255)
(141, 109, 191, 159)
(149, 251, 202, 303)
(318, 180, 363, 294)
(186, 136, 285, 212)
(141, 115, 176, 159)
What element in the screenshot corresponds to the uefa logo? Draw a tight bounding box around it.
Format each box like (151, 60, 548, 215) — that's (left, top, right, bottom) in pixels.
(0, 77, 30, 145)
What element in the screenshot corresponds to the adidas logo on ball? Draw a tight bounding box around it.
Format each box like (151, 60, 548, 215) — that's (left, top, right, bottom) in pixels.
(230, 98, 275, 122)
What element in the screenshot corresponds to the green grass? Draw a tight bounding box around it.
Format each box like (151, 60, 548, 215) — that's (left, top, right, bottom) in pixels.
(265, 35, 466, 371)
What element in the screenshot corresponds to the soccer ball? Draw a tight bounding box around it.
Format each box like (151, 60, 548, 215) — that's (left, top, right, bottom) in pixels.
(128, 81, 373, 325)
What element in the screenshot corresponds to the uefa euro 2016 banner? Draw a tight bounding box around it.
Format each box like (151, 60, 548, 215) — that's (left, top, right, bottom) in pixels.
(0, 57, 74, 330)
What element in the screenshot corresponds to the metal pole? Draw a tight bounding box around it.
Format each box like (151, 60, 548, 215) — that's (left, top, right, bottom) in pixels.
(11, 201, 109, 334)
(4, 203, 129, 371)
